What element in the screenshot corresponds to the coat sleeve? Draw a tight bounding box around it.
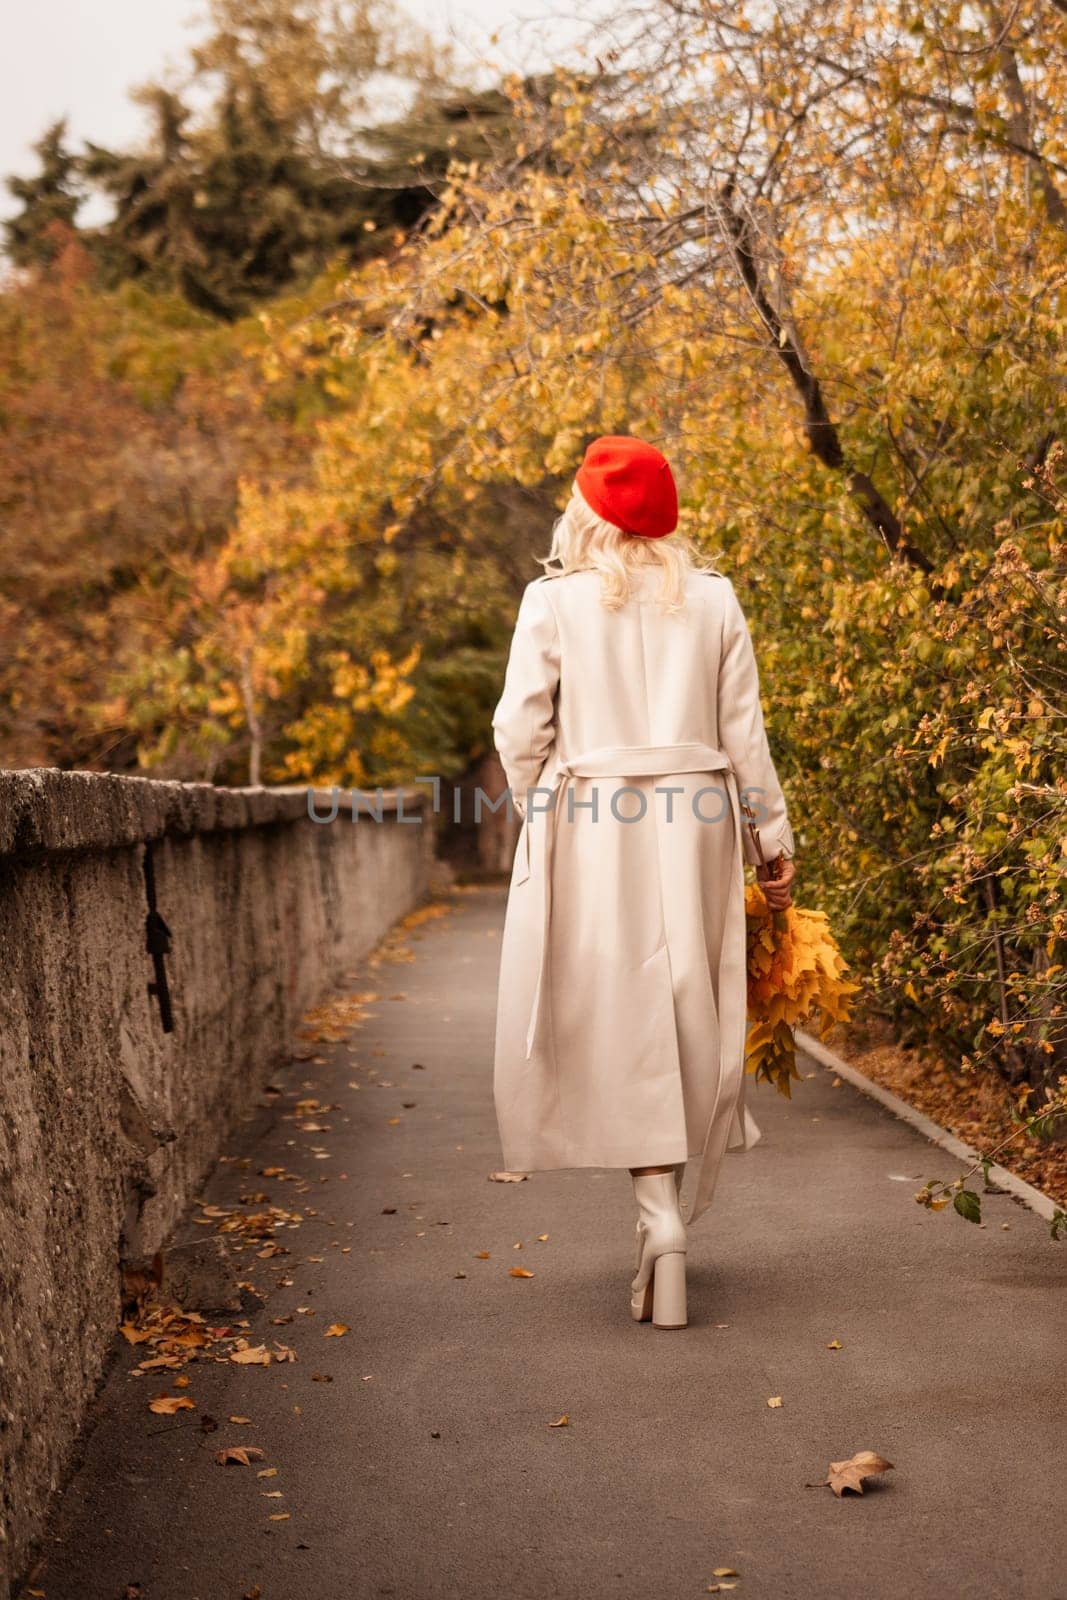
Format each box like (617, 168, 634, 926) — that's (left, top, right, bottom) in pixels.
(716, 579, 795, 866)
(492, 580, 561, 813)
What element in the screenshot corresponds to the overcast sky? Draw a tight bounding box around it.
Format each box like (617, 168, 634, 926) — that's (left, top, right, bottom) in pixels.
(0, 0, 594, 217)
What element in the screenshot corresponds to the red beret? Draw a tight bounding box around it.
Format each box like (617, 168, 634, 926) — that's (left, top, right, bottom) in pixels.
(575, 435, 679, 539)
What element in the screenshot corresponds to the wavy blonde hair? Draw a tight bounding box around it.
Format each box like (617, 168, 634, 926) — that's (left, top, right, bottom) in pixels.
(539, 481, 717, 613)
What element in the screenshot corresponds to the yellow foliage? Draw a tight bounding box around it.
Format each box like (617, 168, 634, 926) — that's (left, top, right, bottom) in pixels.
(744, 884, 860, 1097)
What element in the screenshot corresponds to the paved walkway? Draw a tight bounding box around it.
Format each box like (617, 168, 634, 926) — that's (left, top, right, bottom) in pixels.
(32, 888, 1067, 1600)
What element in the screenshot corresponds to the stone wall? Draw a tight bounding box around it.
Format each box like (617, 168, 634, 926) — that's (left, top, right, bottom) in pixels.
(0, 771, 433, 1595)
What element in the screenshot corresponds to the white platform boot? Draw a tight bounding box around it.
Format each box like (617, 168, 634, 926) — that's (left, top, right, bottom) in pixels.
(630, 1169, 688, 1329)
(633, 1163, 685, 1268)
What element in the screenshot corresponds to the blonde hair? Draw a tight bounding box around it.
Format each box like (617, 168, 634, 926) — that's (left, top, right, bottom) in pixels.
(539, 481, 718, 613)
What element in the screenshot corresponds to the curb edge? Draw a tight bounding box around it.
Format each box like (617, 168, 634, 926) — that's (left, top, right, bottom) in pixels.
(795, 1028, 1060, 1225)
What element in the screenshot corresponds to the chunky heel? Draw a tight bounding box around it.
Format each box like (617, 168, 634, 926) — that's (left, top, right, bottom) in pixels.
(651, 1251, 687, 1329)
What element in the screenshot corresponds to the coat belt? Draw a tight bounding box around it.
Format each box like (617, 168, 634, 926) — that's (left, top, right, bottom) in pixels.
(523, 742, 735, 1060)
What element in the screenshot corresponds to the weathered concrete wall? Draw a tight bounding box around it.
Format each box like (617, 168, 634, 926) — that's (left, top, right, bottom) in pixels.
(0, 771, 433, 1594)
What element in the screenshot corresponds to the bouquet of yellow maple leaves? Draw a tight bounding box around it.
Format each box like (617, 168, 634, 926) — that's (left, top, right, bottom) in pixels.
(741, 809, 859, 1097)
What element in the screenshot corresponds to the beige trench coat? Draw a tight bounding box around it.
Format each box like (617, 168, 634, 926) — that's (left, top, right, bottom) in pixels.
(491, 565, 795, 1225)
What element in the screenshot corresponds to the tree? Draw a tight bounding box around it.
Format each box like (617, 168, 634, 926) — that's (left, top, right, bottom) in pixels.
(4, 121, 84, 267)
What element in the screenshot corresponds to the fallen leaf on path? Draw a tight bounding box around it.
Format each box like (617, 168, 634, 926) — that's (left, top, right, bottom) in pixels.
(825, 1451, 894, 1496)
(474, 1251, 490, 1259)
(268, 1512, 291, 1521)
(400, 903, 450, 929)
(537, 1234, 549, 1242)
(120, 1321, 155, 1345)
(148, 1394, 195, 1415)
(257, 1467, 279, 1478)
(261, 1491, 284, 1498)
(712, 1569, 739, 1577)
(244, 1588, 262, 1599)
(509, 1267, 534, 1279)
(489, 1171, 527, 1183)
(826, 1340, 843, 1350)
(229, 1415, 253, 1425)
(230, 1343, 271, 1365)
(215, 1446, 265, 1466)
(767, 1396, 783, 1408)
(548, 1414, 569, 1427)
(324, 1323, 350, 1338)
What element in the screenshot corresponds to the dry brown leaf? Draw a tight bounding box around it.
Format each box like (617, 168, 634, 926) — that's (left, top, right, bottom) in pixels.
(488, 1171, 527, 1183)
(825, 1450, 894, 1496)
(474, 1251, 491, 1259)
(230, 1343, 271, 1366)
(268, 1512, 291, 1521)
(509, 1267, 534, 1278)
(547, 1414, 569, 1427)
(229, 1416, 253, 1425)
(120, 1321, 155, 1345)
(712, 1569, 739, 1577)
(261, 1491, 284, 1498)
(324, 1323, 349, 1338)
(257, 1467, 279, 1479)
(537, 1234, 549, 1242)
(767, 1396, 783, 1408)
(214, 1446, 265, 1466)
(826, 1340, 843, 1350)
(148, 1394, 195, 1415)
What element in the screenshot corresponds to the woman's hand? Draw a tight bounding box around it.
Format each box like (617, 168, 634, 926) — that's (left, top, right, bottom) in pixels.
(757, 856, 796, 911)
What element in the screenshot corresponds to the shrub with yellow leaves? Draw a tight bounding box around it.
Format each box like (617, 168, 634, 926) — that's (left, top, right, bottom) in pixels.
(745, 883, 860, 1098)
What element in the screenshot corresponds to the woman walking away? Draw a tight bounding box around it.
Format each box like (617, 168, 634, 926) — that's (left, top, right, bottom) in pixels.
(490, 436, 796, 1330)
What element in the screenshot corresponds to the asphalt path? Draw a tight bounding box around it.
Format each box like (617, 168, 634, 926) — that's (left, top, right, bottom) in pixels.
(29, 886, 1067, 1600)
